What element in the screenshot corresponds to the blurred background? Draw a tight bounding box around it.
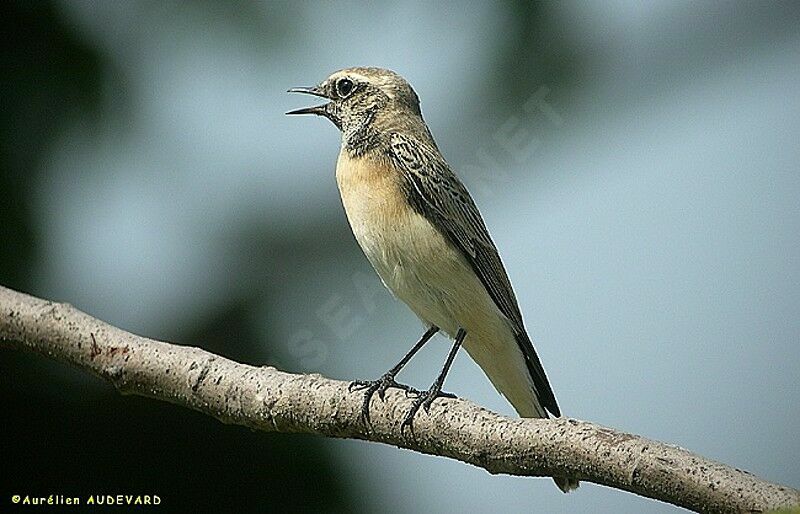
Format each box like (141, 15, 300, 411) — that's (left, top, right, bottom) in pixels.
(1, 1, 799, 512)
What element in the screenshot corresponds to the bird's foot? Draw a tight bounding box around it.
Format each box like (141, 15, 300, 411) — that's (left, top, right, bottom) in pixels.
(349, 373, 419, 424)
(400, 383, 456, 434)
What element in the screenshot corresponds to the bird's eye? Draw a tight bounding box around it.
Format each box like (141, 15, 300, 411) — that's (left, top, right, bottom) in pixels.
(336, 78, 354, 98)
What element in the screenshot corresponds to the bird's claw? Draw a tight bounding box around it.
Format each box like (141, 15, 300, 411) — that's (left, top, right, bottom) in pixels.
(400, 385, 457, 434)
(348, 380, 372, 393)
(349, 373, 417, 424)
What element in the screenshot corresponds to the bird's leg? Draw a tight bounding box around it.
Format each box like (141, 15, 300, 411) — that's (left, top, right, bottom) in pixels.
(401, 327, 466, 433)
(349, 325, 439, 423)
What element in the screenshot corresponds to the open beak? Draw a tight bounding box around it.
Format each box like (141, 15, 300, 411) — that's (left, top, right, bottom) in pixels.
(286, 86, 330, 116)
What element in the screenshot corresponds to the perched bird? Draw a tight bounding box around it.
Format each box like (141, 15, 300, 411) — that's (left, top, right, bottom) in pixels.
(288, 67, 578, 492)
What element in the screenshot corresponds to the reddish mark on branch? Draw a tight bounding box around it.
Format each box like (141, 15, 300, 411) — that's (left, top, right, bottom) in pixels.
(89, 333, 129, 360)
(593, 427, 637, 446)
(90, 333, 101, 360)
(107, 345, 129, 357)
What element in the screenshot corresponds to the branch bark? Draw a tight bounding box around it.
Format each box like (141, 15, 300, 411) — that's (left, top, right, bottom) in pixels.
(1, 285, 797, 513)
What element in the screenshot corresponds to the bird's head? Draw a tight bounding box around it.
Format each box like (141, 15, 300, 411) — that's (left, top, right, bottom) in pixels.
(287, 67, 422, 137)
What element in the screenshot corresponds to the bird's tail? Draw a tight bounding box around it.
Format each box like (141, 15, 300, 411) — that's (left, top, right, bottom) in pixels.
(553, 476, 581, 493)
(516, 332, 581, 494)
(534, 407, 580, 494)
(463, 330, 580, 493)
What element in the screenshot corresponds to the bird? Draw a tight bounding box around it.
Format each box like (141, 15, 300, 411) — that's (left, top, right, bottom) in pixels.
(288, 67, 578, 492)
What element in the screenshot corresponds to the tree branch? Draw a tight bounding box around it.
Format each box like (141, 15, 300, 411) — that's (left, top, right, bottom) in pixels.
(1, 285, 797, 513)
